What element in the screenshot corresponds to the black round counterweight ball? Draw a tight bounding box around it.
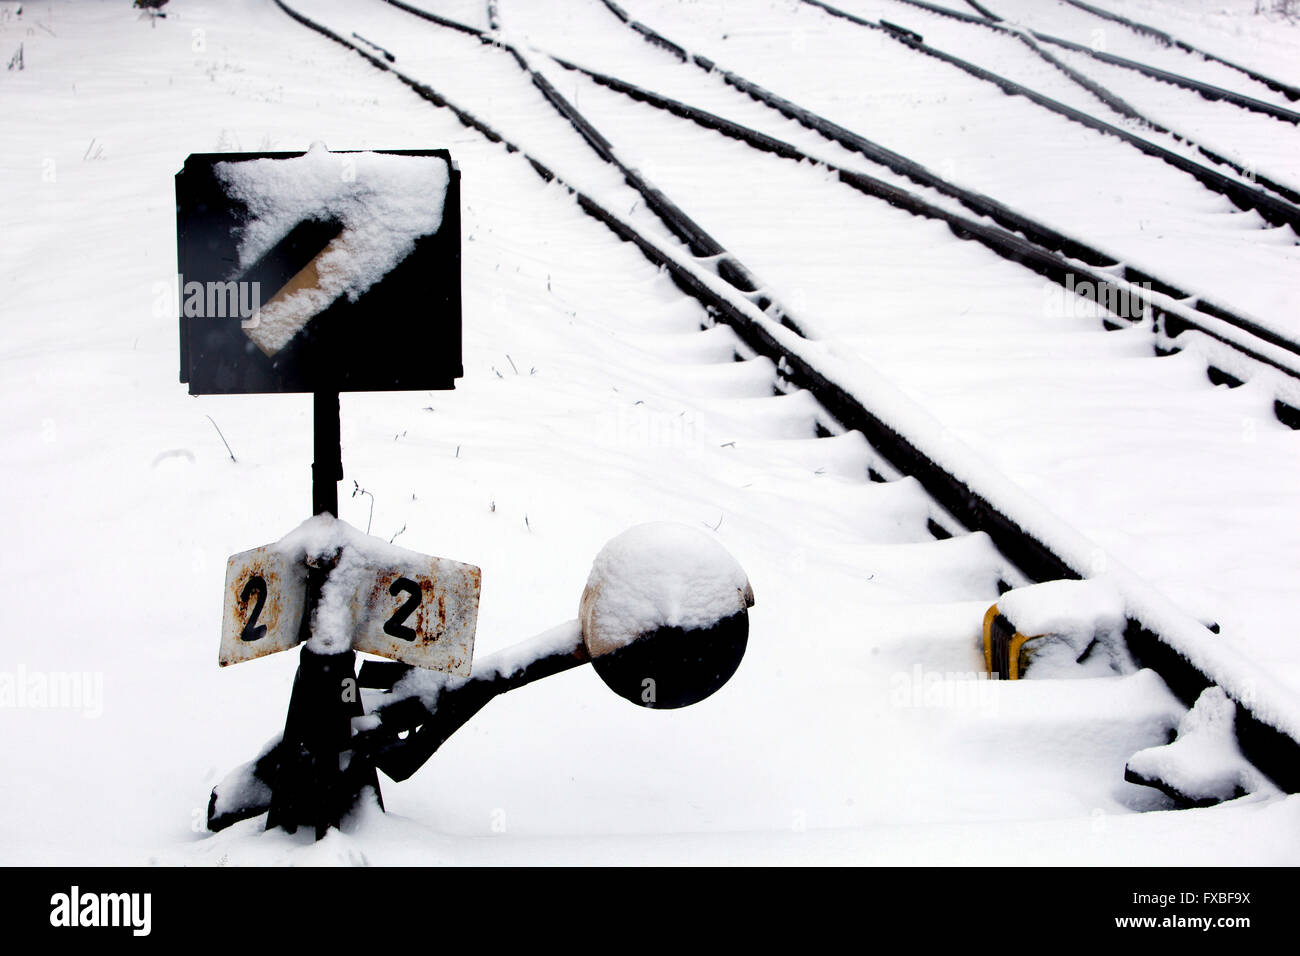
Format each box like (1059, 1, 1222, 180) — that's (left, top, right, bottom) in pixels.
(580, 522, 754, 709)
(589, 609, 749, 709)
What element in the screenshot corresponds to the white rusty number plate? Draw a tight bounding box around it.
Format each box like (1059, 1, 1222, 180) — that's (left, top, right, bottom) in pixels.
(219, 544, 480, 676)
(220, 546, 308, 667)
(354, 557, 481, 677)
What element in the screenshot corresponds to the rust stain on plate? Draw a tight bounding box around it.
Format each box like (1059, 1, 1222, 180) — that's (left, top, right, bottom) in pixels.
(218, 546, 307, 667)
(354, 558, 480, 676)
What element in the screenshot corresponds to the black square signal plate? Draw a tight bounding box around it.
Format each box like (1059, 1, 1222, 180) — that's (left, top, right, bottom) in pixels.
(176, 147, 462, 394)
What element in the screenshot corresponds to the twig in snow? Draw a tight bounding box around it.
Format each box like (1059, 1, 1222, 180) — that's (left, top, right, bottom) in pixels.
(351, 480, 375, 535)
(524, 514, 531, 532)
(506, 354, 519, 375)
(704, 514, 724, 531)
(205, 415, 236, 462)
(389, 524, 406, 544)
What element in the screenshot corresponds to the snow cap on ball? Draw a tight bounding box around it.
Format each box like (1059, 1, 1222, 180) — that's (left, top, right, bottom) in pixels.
(580, 522, 754, 658)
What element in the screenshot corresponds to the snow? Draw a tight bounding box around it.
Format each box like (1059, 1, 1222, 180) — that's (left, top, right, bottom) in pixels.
(1126, 686, 1277, 803)
(827, 0, 1300, 197)
(1043, 41, 1300, 191)
(472, 618, 584, 680)
(578, 522, 753, 656)
(210, 753, 273, 821)
(266, 513, 476, 657)
(997, 578, 1130, 677)
(274, 511, 434, 573)
(1050, 0, 1300, 92)
(215, 143, 450, 355)
(998, 577, 1126, 638)
(284, 0, 693, 252)
(1, 0, 1299, 865)
(387, 618, 583, 711)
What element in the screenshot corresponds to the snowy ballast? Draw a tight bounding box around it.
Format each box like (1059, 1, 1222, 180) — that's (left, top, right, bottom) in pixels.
(1125, 687, 1277, 807)
(216, 143, 450, 357)
(987, 578, 1131, 679)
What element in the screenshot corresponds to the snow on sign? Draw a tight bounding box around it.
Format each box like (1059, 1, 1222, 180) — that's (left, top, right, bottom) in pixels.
(218, 519, 481, 676)
(175, 144, 462, 394)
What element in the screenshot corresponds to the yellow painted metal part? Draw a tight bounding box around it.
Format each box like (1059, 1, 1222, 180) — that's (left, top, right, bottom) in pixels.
(982, 604, 998, 676)
(982, 603, 1045, 680)
(1008, 632, 1042, 680)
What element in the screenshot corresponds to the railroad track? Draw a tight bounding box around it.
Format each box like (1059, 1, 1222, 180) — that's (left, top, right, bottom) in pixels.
(1028, 31, 1300, 126)
(1061, 0, 1300, 102)
(806, 0, 1300, 213)
(271, 0, 1300, 803)
(549, 55, 1300, 411)
(585, 0, 1300, 422)
(600, 1, 1300, 326)
(800, 0, 1300, 224)
(886, 0, 1300, 124)
(381, 0, 1300, 417)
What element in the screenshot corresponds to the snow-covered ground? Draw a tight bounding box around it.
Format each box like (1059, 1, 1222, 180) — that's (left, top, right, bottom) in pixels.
(1, 0, 1298, 865)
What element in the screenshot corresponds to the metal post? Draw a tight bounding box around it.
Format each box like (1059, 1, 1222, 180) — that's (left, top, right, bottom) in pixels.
(265, 645, 382, 838)
(263, 390, 383, 839)
(265, 555, 383, 838)
(312, 389, 342, 517)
